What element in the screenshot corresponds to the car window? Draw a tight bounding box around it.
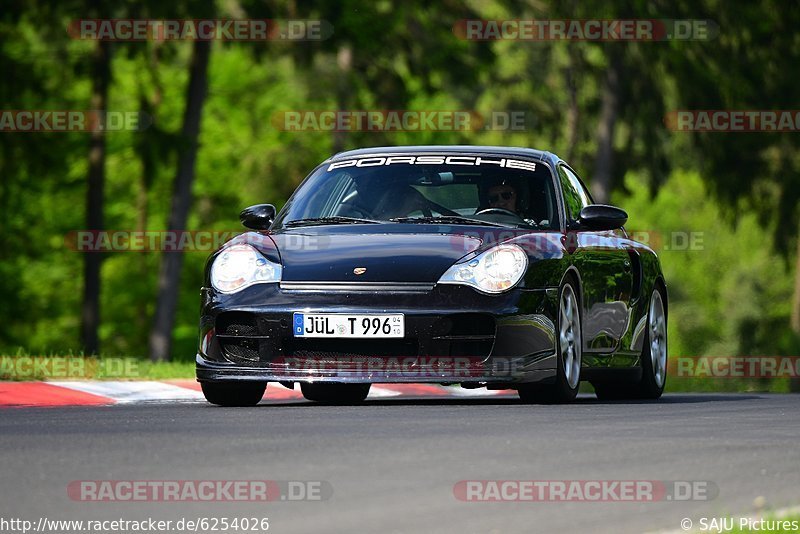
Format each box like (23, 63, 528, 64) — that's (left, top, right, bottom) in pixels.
(570, 168, 593, 205)
(298, 171, 354, 220)
(274, 156, 560, 230)
(558, 165, 591, 223)
(412, 183, 478, 211)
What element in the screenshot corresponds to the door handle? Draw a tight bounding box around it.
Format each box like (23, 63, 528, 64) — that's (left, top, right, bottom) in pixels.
(623, 260, 631, 272)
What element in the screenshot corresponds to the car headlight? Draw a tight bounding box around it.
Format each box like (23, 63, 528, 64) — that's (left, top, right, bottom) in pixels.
(210, 244, 281, 293)
(438, 244, 528, 294)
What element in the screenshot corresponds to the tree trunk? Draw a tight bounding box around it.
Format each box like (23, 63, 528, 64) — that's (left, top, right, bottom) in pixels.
(332, 44, 352, 154)
(148, 40, 211, 362)
(80, 40, 111, 355)
(134, 43, 163, 336)
(591, 49, 622, 204)
(792, 226, 800, 334)
(790, 223, 800, 392)
(136, 41, 164, 234)
(564, 47, 580, 163)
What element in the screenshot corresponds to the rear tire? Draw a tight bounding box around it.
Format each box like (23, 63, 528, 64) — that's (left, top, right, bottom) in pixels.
(201, 381, 267, 407)
(518, 279, 581, 404)
(593, 287, 667, 401)
(300, 383, 371, 404)
(638, 288, 667, 399)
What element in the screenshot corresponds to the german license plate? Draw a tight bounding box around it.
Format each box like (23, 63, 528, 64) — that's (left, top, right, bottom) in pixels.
(292, 313, 404, 338)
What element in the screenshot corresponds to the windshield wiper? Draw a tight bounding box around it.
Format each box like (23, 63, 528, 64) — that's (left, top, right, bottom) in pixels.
(389, 216, 509, 227)
(284, 216, 382, 227)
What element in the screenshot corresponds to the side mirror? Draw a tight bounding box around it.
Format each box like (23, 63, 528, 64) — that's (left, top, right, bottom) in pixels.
(578, 204, 628, 231)
(240, 204, 276, 230)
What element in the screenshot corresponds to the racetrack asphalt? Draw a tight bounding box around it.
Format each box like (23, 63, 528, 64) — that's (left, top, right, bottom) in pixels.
(1, 393, 798, 534)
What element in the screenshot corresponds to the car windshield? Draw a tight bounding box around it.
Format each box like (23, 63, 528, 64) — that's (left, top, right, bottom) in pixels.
(273, 154, 559, 229)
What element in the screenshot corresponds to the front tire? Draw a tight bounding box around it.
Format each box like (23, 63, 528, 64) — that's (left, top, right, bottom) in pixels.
(201, 381, 267, 407)
(300, 383, 371, 404)
(518, 280, 582, 404)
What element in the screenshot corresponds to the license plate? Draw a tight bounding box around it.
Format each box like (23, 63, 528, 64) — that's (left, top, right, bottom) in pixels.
(292, 313, 404, 338)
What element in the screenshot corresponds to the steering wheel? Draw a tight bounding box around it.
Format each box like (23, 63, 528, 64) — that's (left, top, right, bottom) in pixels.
(475, 207, 525, 221)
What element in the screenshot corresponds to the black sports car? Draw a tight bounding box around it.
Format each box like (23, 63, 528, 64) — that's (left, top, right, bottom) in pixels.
(197, 146, 668, 405)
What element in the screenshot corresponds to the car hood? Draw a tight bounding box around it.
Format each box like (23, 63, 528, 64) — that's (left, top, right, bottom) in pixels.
(268, 224, 506, 283)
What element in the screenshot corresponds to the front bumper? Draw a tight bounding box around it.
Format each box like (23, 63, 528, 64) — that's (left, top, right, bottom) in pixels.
(196, 282, 558, 385)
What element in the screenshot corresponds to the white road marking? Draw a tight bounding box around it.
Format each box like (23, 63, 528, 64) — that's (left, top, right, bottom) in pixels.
(49, 381, 205, 403)
(367, 386, 403, 398)
(33, 381, 510, 406)
(446, 387, 510, 396)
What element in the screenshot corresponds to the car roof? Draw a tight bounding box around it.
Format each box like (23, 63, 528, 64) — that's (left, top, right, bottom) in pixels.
(327, 145, 560, 166)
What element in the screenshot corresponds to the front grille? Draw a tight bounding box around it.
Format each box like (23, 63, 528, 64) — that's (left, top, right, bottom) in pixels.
(280, 282, 434, 293)
(216, 311, 264, 363)
(223, 341, 260, 362)
(217, 312, 259, 336)
(213, 312, 497, 366)
(430, 313, 495, 358)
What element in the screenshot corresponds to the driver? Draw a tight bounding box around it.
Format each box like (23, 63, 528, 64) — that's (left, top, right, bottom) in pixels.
(487, 181, 518, 213)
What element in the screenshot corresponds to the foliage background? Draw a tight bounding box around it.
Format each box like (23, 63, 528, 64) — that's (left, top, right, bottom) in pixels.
(1, 0, 799, 389)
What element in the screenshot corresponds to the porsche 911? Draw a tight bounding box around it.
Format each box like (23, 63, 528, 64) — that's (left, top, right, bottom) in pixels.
(196, 146, 668, 405)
